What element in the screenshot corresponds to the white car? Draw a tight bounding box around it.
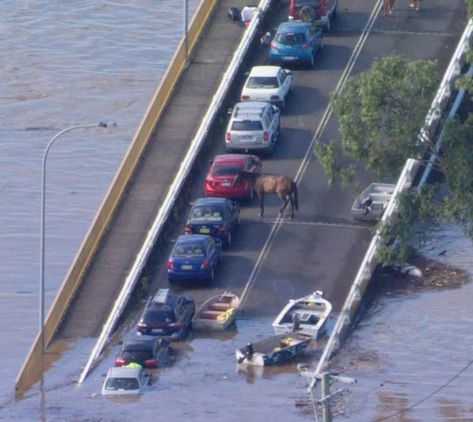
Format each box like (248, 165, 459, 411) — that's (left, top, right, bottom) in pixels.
(240, 66, 293, 109)
(101, 366, 149, 396)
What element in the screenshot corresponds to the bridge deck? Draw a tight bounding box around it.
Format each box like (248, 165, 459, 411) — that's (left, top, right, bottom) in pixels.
(59, 0, 248, 338)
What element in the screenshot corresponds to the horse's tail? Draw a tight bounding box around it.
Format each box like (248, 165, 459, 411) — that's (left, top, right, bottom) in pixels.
(292, 181, 298, 211)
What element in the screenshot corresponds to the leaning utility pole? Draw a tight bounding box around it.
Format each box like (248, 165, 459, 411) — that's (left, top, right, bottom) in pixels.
(298, 366, 357, 422)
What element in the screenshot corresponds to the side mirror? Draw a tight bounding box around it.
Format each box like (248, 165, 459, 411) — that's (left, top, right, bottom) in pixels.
(227, 108, 233, 115)
(209, 159, 213, 164)
(272, 105, 279, 112)
(285, 69, 292, 75)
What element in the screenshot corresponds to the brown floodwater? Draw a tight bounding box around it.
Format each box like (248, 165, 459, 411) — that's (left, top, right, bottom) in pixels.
(1, 1, 473, 421)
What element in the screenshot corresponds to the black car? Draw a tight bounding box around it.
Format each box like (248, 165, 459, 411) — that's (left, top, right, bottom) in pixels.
(184, 197, 240, 248)
(115, 335, 170, 368)
(137, 289, 195, 340)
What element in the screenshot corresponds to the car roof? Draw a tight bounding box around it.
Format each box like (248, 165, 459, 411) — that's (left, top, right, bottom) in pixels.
(278, 21, 310, 32)
(213, 154, 253, 165)
(194, 197, 228, 206)
(248, 65, 282, 77)
(107, 366, 142, 378)
(123, 335, 155, 350)
(176, 234, 210, 243)
(233, 102, 269, 119)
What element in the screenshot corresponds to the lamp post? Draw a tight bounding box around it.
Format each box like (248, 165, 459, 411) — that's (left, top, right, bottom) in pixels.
(39, 121, 116, 353)
(184, 0, 189, 65)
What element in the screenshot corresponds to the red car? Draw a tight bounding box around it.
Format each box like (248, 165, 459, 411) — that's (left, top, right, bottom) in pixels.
(204, 154, 262, 200)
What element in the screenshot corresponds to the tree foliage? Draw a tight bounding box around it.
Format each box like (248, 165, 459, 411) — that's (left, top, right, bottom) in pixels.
(316, 54, 439, 184)
(317, 52, 473, 264)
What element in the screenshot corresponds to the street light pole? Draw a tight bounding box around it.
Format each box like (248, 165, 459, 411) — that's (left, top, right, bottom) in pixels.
(184, 0, 189, 65)
(39, 121, 116, 353)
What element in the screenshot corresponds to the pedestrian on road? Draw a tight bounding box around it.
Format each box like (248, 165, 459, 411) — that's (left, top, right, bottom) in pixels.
(382, 0, 395, 16)
(410, 0, 421, 11)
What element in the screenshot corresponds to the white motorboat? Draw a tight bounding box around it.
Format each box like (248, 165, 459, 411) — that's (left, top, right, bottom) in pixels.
(351, 183, 395, 222)
(272, 291, 332, 339)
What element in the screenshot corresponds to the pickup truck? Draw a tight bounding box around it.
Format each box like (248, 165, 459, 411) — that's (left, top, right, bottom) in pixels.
(288, 0, 338, 32)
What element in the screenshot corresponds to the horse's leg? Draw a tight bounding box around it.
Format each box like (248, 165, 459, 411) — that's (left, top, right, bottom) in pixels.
(260, 191, 264, 217)
(289, 194, 295, 219)
(279, 195, 289, 216)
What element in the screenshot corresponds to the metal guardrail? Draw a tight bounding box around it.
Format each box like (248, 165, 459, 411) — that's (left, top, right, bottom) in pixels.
(78, 0, 274, 384)
(314, 18, 473, 381)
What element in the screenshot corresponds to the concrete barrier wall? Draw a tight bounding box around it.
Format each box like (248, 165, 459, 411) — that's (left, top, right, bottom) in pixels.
(15, 0, 218, 393)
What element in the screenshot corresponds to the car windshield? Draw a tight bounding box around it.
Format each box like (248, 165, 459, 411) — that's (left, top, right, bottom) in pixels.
(212, 164, 241, 176)
(276, 32, 306, 45)
(122, 350, 152, 361)
(231, 120, 263, 131)
(105, 377, 139, 391)
(173, 242, 206, 257)
(144, 307, 176, 324)
(191, 205, 223, 221)
(247, 76, 279, 89)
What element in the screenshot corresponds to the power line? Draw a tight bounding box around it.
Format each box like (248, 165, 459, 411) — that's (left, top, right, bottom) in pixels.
(375, 357, 473, 421)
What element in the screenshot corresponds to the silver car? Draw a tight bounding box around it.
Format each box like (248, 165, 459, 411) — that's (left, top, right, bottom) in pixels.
(225, 101, 281, 154)
(101, 366, 149, 396)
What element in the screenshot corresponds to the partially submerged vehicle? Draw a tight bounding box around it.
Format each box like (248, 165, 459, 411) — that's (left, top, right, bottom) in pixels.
(351, 183, 396, 222)
(235, 333, 311, 366)
(101, 366, 149, 396)
(272, 291, 332, 339)
(193, 292, 240, 331)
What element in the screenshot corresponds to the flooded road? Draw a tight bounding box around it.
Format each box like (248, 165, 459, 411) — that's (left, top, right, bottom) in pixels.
(1, 1, 473, 421)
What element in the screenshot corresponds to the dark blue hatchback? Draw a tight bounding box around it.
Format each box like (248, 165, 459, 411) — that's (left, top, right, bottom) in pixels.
(167, 234, 222, 283)
(184, 197, 240, 248)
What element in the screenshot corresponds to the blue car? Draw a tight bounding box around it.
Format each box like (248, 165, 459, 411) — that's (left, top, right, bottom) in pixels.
(269, 21, 323, 68)
(184, 197, 240, 248)
(167, 234, 222, 283)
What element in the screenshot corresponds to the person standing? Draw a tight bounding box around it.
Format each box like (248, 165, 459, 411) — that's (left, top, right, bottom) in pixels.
(410, 0, 421, 11)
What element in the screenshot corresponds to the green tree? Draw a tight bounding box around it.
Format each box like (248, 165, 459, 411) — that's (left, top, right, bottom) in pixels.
(317, 53, 473, 264)
(316, 54, 439, 183)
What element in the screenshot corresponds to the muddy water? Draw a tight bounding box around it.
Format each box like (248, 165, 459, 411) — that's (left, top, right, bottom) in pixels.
(330, 226, 473, 421)
(0, 0, 197, 407)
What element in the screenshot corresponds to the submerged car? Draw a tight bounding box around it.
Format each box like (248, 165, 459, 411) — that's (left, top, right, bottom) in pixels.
(240, 66, 293, 109)
(204, 153, 262, 200)
(184, 197, 240, 248)
(225, 101, 281, 154)
(269, 21, 323, 68)
(137, 288, 195, 340)
(167, 234, 222, 282)
(102, 366, 149, 396)
(115, 335, 170, 368)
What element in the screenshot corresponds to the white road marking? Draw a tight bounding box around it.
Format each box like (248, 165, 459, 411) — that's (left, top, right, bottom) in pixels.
(245, 219, 371, 230)
(239, 1, 384, 309)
